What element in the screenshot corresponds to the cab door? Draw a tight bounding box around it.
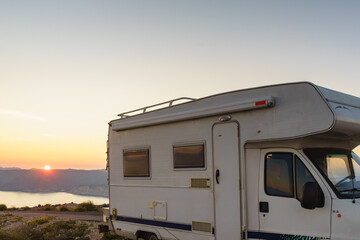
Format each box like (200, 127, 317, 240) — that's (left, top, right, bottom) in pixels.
(258, 149, 331, 239)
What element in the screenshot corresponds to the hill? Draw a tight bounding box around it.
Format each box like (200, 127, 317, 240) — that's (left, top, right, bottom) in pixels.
(0, 169, 108, 197)
(0, 167, 21, 170)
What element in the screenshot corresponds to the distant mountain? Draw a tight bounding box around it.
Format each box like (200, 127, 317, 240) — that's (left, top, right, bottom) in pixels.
(0, 167, 22, 170)
(0, 169, 109, 197)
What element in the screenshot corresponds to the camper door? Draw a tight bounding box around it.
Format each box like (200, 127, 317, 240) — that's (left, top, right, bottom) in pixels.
(212, 122, 242, 240)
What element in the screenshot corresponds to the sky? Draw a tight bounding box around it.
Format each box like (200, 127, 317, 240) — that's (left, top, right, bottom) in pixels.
(1, 1, 360, 169)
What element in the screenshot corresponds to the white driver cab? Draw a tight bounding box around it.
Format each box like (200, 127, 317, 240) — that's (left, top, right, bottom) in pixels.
(259, 147, 360, 240)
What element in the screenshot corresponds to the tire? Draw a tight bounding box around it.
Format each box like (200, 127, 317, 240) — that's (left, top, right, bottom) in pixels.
(146, 233, 159, 240)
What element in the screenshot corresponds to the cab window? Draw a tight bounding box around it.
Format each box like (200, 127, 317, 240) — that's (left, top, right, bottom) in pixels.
(265, 152, 323, 206)
(265, 153, 294, 197)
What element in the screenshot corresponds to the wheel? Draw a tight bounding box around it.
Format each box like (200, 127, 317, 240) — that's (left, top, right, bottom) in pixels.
(136, 232, 159, 240)
(146, 233, 159, 240)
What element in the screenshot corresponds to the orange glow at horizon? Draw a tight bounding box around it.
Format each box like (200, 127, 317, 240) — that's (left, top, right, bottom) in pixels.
(0, 135, 106, 170)
(44, 165, 51, 171)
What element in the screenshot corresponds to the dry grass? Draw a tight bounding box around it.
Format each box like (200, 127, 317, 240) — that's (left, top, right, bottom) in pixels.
(0, 213, 116, 240)
(0, 202, 125, 240)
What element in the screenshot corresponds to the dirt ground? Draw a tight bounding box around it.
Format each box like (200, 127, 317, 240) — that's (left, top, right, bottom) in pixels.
(8, 210, 104, 222)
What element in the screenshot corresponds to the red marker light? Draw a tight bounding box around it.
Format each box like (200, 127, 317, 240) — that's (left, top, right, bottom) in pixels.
(255, 100, 267, 106)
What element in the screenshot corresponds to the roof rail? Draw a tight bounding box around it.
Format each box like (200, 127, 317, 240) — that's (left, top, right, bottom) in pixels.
(118, 97, 196, 119)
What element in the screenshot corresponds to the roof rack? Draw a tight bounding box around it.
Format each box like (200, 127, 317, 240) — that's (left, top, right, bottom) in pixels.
(118, 97, 196, 119)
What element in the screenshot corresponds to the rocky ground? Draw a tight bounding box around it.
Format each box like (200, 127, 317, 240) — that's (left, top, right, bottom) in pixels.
(0, 203, 124, 240)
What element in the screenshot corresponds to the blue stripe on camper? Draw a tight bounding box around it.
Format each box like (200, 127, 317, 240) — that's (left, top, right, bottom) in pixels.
(111, 216, 323, 240)
(111, 215, 192, 231)
(246, 231, 281, 239)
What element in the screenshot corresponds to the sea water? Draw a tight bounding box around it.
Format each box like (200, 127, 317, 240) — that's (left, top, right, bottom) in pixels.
(0, 191, 108, 208)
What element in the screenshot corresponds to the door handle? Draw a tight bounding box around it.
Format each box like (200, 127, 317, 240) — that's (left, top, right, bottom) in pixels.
(259, 201, 269, 213)
(216, 169, 220, 184)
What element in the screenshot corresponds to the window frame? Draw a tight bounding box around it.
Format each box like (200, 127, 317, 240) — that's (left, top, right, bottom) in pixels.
(123, 147, 151, 179)
(173, 142, 206, 170)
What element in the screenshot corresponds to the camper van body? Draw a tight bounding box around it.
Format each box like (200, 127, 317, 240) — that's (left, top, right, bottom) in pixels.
(107, 82, 360, 240)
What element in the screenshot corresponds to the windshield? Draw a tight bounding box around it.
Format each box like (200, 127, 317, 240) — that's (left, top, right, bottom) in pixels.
(303, 148, 360, 199)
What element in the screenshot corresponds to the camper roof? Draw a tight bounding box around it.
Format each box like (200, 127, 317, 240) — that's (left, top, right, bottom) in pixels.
(110, 82, 360, 142)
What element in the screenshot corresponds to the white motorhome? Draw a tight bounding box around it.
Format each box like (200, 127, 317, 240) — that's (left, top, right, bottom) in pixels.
(106, 82, 360, 240)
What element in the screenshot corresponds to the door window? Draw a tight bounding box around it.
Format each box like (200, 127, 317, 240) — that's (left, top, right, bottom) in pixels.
(265, 153, 293, 197)
(265, 152, 323, 205)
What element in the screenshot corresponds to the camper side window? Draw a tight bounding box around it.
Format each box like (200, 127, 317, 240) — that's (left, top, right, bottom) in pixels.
(173, 144, 205, 169)
(123, 148, 150, 177)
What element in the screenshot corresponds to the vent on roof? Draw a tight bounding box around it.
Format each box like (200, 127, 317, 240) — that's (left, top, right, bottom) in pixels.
(192, 221, 212, 233)
(191, 178, 211, 189)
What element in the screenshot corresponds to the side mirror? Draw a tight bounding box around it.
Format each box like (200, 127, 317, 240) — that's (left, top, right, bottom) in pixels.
(301, 182, 321, 210)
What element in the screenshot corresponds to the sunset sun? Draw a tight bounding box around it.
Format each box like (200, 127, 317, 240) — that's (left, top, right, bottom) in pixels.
(44, 165, 51, 171)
